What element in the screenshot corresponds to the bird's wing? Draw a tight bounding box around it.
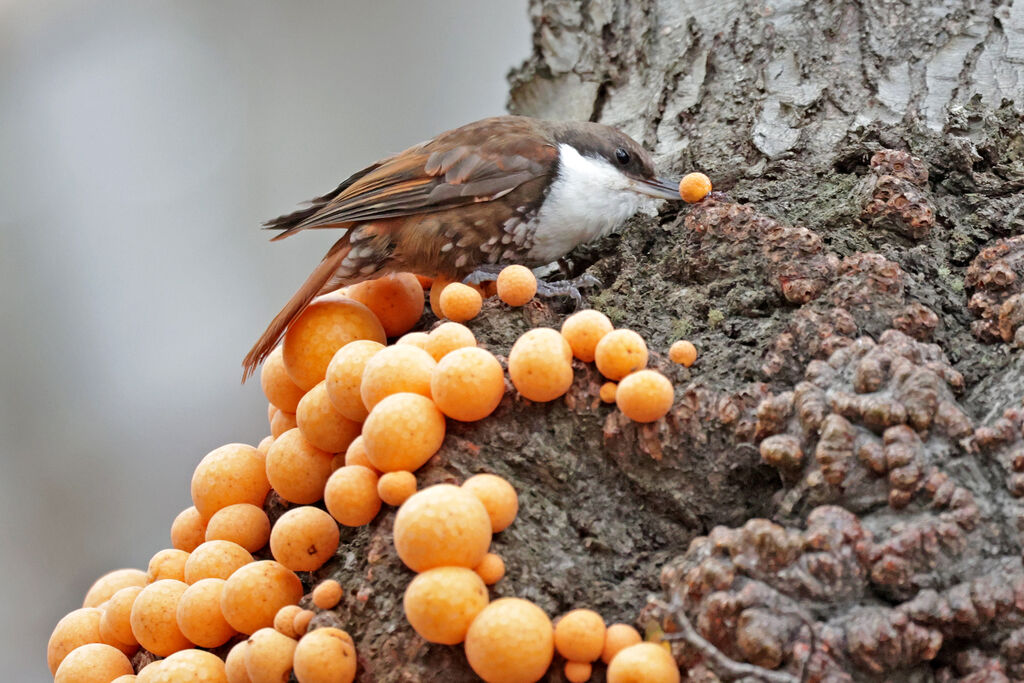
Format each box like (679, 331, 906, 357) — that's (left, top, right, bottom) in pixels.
(265, 117, 557, 240)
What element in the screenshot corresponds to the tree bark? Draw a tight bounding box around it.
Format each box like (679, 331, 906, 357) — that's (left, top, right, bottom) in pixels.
(311, 1, 1024, 681)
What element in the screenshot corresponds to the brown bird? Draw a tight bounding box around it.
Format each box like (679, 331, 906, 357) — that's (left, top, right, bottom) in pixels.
(243, 115, 682, 380)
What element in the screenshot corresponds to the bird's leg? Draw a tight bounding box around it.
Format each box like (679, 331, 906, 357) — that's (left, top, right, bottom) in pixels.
(536, 272, 601, 309)
(462, 264, 505, 286)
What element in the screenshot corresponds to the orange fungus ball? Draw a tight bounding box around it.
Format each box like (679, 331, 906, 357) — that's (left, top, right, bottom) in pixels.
(261, 346, 306, 413)
(183, 540, 253, 583)
(270, 410, 297, 439)
(429, 275, 456, 318)
(601, 623, 642, 664)
(474, 553, 506, 585)
(191, 443, 270, 521)
(461, 474, 518, 533)
(669, 340, 697, 367)
(54, 643, 133, 683)
(496, 265, 537, 306)
(324, 339, 385, 422)
(146, 549, 189, 583)
(270, 506, 340, 572)
(151, 649, 228, 683)
(439, 282, 483, 322)
(296, 381, 362, 453)
(224, 641, 249, 683)
(176, 578, 236, 648)
(678, 172, 712, 203)
(554, 609, 606, 663)
(265, 428, 334, 505)
(615, 369, 674, 423)
(101, 586, 142, 648)
(464, 598, 554, 683)
(130, 580, 193, 657)
(293, 627, 357, 683)
(244, 627, 297, 683)
(606, 642, 680, 683)
(324, 465, 382, 527)
(359, 344, 436, 412)
(600, 382, 617, 403)
(83, 568, 147, 608)
(220, 560, 303, 635)
(345, 272, 424, 337)
(48, 608, 103, 674)
(565, 661, 592, 683)
(311, 580, 343, 610)
(343, 436, 379, 474)
(362, 392, 446, 473)
(292, 610, 315, 637)
(403, 567, 489, 645)
(282, 297, 386, 391)
(274, 605, 303, 638)
(393, 484, 492, 572)
(594, 329, 648, 381)
(377, 470, 417, 506)
(205, 503, 271, 553)
(561, 310, 613, 363)
(171, 506, 207, 553)
(396, 331, 430, 350)
(508, 328, 574, 402)
(430, 347, 505, 422)
(425, 321, 476, 362)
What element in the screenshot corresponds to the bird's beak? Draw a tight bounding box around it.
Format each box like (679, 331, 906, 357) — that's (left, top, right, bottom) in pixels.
(631, 177, 682, 200)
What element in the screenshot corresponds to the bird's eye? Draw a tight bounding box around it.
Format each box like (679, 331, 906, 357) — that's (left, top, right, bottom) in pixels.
(614, 148, 631, 165)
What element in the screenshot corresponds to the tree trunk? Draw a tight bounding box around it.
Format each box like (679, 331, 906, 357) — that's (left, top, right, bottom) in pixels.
(315, 1, 1024, 681)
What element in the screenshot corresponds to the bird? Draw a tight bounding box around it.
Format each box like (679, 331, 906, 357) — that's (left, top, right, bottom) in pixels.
(243, 115, 682, 380)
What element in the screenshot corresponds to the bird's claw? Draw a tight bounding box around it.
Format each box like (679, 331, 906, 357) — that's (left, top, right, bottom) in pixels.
(537, 273, 601, 309)
(462, 265, 505, 286)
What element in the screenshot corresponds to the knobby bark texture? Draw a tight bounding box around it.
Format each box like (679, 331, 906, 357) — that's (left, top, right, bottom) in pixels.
(285, 1, 1024, 681)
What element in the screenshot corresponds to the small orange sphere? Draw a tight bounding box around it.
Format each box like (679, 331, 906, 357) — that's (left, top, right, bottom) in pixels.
(343, 436, 380, 474)
(83, 569, 147, 608)
(474, 553, 506, 585)
(324, 339, 385, 422)
(244, 627, 297, 683)
(176, 578, 236, 648)
(147, 548, 189, 583)
(261, 346, 306, 413)
(377, 470, 417, 506)
(464, 598, 554, 683)
(346, 272, 425, 337)
(270, 410, 298, 438)
(606, 642, 680, 683)
(274, 605, 303, 638)
(555, 609, 606, 663)
(296, 380, 362, 453)
(293, 627, 357, 683)
(429, 275, 456, 317)
(191, 443, 270, 521)
(431, 347, 505, 421)
(205, 503, 271, 553)
(224, 641, 249, 683)
(403, 567, 489, 645)
(362, 393, 446, 473)
(171, 506, 207, 553)
(439, 282, 483, 322)
(48, 608, 104, 674)
(508, 328, 574, 402)
(54, 643, 133, 683)
(565, 661, 593, 683)
(257, 435, 274, 457)
(265, 428, 334, 504)
(360, 344, 436, 412)
(496, 265, 537, 306)
(425, 321, 476, 362)
(393, 484, 492, 572)
(669, 340, 698, 367)
(615, 369, 674, 423)
(184, 540, 253, 583)
(220, 561, 303, 635)
(594, 329, 648, 381)
(561, 310, 613, 363)
(601, 623, 642, 664)
(461, 474, 518, 533)
(396, 331, 430, 350)
(324, 465, 382, 527)
(292, 610, 315, 637)
(282, 297, 387, 391)
(111, 675, 138, 683)
(130, 580, 193, 657)
(600, 382, 617, 403)
(270, 506, 340, 572)
(311, 580, 343, 610)
(150, 649, 228, 683)
(101, 586, 142, 648)
(678, 172, 712, 203)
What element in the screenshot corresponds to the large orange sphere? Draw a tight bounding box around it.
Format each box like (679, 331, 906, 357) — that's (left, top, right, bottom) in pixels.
(464, 598, 554, 683)
(362, 393, 446, 473)
(508, 328, 574, 402)
(393, 484, 491, 572)
(346, 272, 425, 337)
(191, 443, 270, 521)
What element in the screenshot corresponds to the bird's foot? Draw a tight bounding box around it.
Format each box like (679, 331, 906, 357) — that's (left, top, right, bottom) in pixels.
(537, 273, 601, 309)
(462, 265, 505, 286)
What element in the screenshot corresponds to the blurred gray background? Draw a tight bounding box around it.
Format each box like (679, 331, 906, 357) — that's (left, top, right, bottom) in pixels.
(0, 1, 529, 678)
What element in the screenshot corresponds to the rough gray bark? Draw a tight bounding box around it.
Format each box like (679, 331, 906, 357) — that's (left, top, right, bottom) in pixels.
(306, 1, 1024, 681)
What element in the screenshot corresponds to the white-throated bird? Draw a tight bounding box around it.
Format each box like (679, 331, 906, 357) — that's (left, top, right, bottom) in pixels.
(243, 115, 682, 380)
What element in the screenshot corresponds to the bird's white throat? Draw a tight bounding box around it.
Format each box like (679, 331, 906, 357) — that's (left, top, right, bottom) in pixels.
(527, 143, 660, 264)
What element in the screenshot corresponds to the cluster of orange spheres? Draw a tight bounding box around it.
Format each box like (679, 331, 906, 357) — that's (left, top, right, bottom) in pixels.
(49, 262, 695, 681)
